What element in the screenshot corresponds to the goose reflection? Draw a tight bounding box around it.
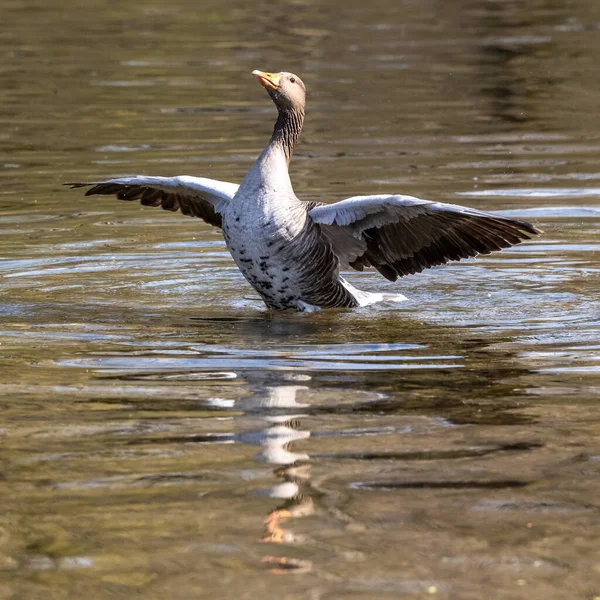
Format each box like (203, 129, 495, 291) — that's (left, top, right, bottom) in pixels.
(236, 380, 314, 574)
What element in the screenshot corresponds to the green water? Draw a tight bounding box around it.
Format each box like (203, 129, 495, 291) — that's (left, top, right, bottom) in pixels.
(1, 0, 599, 598)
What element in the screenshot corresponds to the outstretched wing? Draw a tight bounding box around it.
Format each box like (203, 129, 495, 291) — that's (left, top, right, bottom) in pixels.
(309, 194, 541, 281)
(65, 175, 239, 228)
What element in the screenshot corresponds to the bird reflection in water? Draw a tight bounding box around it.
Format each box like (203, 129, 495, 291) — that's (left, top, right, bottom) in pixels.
(238, 379, 314, 575)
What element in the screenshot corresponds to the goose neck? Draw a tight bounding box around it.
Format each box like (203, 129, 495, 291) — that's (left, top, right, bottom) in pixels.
(269, 106, 305, 166)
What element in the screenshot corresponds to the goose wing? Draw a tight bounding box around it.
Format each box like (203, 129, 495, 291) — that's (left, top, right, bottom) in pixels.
(66, 175, 239, 228)
(309, 194, 541, 281)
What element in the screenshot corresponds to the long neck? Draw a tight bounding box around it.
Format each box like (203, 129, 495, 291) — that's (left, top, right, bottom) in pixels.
(269, 106, 305, 166)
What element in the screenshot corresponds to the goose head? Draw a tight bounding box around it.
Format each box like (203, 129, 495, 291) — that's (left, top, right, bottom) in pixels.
(252, 70, 306, 114)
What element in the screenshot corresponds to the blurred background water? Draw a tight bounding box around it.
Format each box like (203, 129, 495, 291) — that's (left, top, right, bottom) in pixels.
(0, 0, 599, 598)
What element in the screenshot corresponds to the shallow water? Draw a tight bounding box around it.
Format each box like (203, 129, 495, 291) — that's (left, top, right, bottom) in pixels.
(1, 0, 599, 598)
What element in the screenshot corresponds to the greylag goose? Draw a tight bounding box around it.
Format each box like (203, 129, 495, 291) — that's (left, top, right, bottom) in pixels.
(67, 70, 541, 312)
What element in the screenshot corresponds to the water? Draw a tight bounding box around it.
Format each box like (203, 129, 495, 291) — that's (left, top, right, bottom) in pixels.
(1, 0, 599, 598)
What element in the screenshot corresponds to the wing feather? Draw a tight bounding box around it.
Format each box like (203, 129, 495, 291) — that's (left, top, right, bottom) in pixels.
(66, 175, 239, 229)
(309, 194, 541, 281)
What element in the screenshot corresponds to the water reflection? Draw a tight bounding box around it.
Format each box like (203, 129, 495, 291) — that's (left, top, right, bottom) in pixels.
(475, 0, 555, 125)
(236, 380, 315, 573)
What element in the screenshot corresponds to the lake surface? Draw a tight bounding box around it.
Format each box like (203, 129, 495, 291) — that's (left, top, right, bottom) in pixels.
(1, 0, 599, 598)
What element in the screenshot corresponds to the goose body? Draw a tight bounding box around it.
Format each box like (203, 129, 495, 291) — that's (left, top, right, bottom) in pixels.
(68, 70, 541, 312)
(222, 128, 361, 310)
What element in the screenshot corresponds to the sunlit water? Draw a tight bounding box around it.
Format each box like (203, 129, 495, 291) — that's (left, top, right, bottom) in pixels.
(1, 0, 599, 598)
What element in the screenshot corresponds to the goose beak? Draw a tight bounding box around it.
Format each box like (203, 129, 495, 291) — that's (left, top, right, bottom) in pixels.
(252, 70, 281, 90)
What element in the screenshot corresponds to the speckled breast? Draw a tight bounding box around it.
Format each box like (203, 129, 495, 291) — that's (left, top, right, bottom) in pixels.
(221, 201, 356, 310)
(222, 203, 308, 309)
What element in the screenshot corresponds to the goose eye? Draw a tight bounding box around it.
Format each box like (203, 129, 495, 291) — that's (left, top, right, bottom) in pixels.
(290, 77, 296, 84)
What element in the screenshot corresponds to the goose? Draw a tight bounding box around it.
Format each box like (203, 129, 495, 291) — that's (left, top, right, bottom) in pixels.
(67, 70, 541, 312)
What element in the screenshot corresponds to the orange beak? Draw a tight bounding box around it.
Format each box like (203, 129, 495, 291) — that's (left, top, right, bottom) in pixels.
(252, 70, 281, 90)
